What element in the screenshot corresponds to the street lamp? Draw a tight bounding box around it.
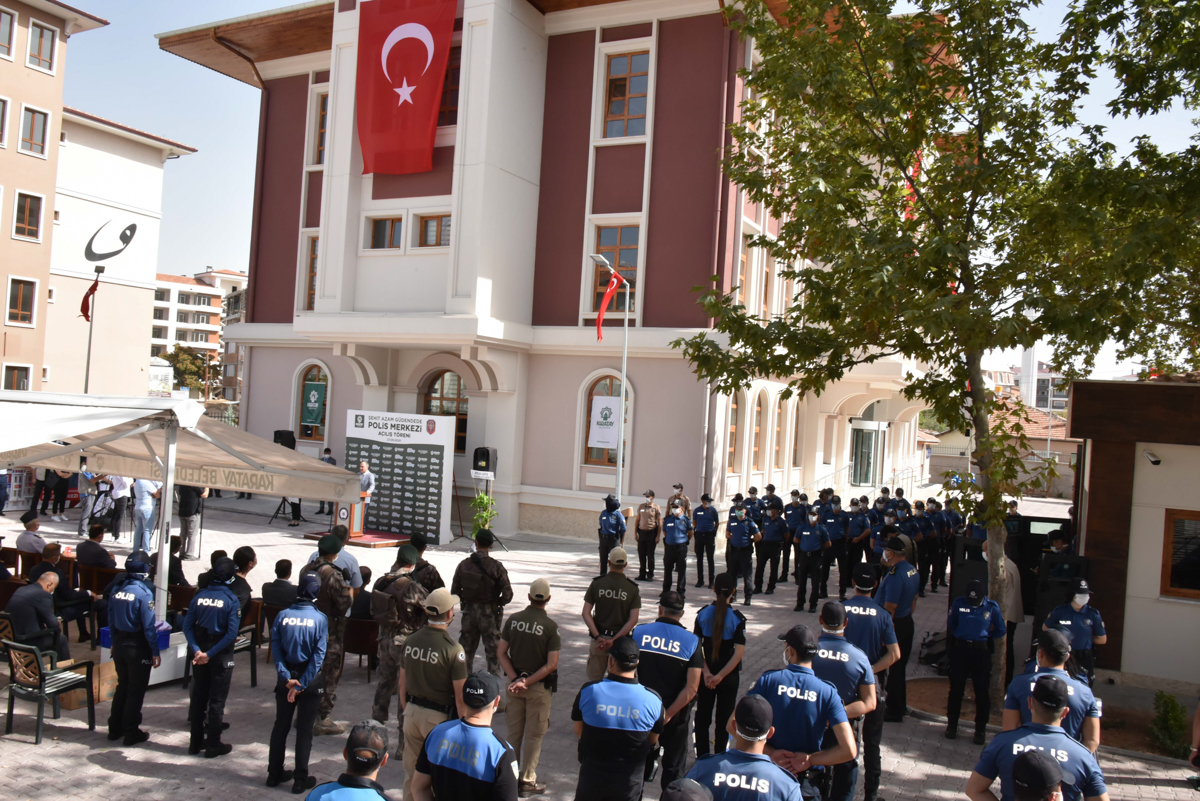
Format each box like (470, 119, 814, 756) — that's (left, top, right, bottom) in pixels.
(590, 253, 633, 502)
(83, 264, 105, 394)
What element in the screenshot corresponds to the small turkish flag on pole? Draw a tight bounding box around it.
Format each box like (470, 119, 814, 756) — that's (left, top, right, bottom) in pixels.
(80, 276, 100, 322)
(596, 269, 627, 343)
(357, 0, 457, 175)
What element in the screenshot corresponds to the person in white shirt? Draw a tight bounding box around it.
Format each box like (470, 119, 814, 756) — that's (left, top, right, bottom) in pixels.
(132, 479, 163, 552)
(109, 475, 133, 542)
(308, 524, 363, 590)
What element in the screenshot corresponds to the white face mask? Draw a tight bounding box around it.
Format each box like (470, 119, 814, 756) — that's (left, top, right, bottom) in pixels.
(783, 649, 791, 665)
(674, 509, 683, 517)
(1073, 594, 1090, 606)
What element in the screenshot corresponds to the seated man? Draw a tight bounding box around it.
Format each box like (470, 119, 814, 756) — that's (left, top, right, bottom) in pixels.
(197, 550, 229, 589)
(16, 510, 47, 554)
(262, 559, 299, 607)
(77, 524, 118, 569)
(305, 720, 391, 801)
(231, 545, 257, 615)
(7, 571, 72, 660)
(167, 536, 190, 586)
(350, 566, 374, 620)
(29, 543, 96, 642)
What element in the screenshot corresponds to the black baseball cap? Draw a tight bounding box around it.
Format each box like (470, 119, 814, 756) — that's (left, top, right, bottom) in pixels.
(700, 493, 713, 503)
(734, 694, 773, 740)
(661, 778, 713, 801)
(1071, 577, 1091, 595)
(659, 590, 686, 611)
(765, 484, 776, 492)
(1032, 675, 1071, 710)
(799, 493, 808, 501)
(885, 536, 907, 552)
(672, 482, 684, 489)
(643, 489, 655, 498)
(820, 601, 846, 628)
(1039, 629, 1071, 659)
(670, 499, 683, 508)
(1012, 749, 1074, 794)
(462, 671, 503, 709)
(778, 624, 819, 656)
(608, 636, 639, 663)
(791, 489, 800, 497)
(346, 720, 389, 771)
(966, 578, 985, 605)
(852, 564, 877, 589)
(747, 486, 758, 494)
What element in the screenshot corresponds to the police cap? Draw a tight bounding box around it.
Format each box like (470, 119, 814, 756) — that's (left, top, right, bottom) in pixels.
(529, 578, 551, 601)
(1032, 675, 1071, 710)
(462, 671, 503, 709)
(20, 509, 37, 525)
(1039, 628, 1071, 659)
(1012, 749, 1074, 795)
(345, 720, 389, 772)
(700, 493, 713, 503)
(608, 547, 629, 567)
(474, 528, 496, 547)
(799, 493, 808, 502)
(734, 694, 773, 741)
(852, 564, 877, 589)
(643, 489, 655, 498)
(124, 556, 151, 575)
(1071, 577, 1091, 596)
(210, 557, 237, 584)
(966, 578, 985, 605)
(885, 536, 907, 552)
(778, 624, 819, 657)
(765, 484, 776, 493)
(297, 573, 321, 600)
(672, 482, 684, 490)
(747, 486, 758, 495)
(659, 590, 685, 611)
(608, 636, 639, 663)
(662, 779, 713, 801)
(820, 600, 847, 628)
(318, 534, 343, 555)
(424, 587, 460, 615)
(395, 544, 420, 566)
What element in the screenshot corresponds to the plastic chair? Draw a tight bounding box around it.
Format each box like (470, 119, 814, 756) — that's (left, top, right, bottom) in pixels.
(0, 612, 14, 662)
(342, 617, 379, 683)
(2, 639, 94, 744)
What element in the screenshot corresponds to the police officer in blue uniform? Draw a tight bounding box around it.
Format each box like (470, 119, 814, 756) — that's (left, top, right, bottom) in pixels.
(662, 500, 694, 595)
(812, 602, 876, 801)
(877, 537, 920, 722)
(792, 508, 829, 613)
(845, 500, 871, 590)
(411, 672, 519, 801)
(1003, 629, 1101, 752)
(633, 591, 704, 789)
(571, 636, 666, 801)
(725, 504, 760, 606)
(183, 556, 242, 757)
(966, 675, 1110, 801)
(268, 574, 328, 793)
(782, 491, 806, 583)
(842, 565, 900, 801)
(818, 496, 849, 601)
(306, 721, 393, 801)
(744, 487, 765, 530)
(599, 494, 628, 579)
(749, 624, 855, 799)
(1043, 578, 1106, 686)
(945, 578, 1007, 743)
(686, 694, 803, 801)
(106, 556, 160, 746)
(867, 514, 895, 570)
(694, 494, 721, 589)
(874, 488, 893, 511)
(755, 506, 788, 595)
(908, 501, 935, 598)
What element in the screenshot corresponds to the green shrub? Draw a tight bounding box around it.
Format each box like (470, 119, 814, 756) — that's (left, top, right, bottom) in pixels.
(469, 491, 497, 537)
(1148, 691, 1190, 759)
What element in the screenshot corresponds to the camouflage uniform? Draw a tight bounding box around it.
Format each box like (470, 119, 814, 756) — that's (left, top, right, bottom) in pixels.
(411, 559, 445, 593)
(369, 568, 428, 723)
(450, 550, 513, 677)
(300, 558, 351, 721)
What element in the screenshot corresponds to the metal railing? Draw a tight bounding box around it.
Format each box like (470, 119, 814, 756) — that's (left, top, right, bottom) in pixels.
(204, 406, 239, 427)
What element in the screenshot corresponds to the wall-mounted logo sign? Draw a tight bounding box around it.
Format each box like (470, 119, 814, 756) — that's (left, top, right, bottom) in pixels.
(84, 221, 137, 262)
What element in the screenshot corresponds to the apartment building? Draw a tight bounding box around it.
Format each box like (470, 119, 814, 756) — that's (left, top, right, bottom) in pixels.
(220, 283, 247, 402)
(157, 0, 929, 536)
(1, 0, 106, 391)
(151, 268, 248, 384)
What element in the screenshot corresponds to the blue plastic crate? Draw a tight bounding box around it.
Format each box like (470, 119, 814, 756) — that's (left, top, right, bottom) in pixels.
(99, 627, 171, 651)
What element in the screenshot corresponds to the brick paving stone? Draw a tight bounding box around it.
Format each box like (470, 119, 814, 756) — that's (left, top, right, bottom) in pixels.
(2, 505, 1195, 800)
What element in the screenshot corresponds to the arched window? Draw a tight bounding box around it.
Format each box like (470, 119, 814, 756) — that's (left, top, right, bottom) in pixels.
(585, 375, 626, 466)
(297, 364, 328, 441)
(793, 401, 804, 468)
(774, 396, 786, 471)
(424, 371, 469, 454)
(753, 393, 766, 472)
(727, 394, 740, 473)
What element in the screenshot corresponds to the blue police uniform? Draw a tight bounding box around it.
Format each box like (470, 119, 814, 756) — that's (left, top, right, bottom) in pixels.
(743, 496, 764, 527)
(416, 718, 519, 801)
(868, 523, 888, 563)
(813, 635, 875, 801)
(973, 723, 1107, 801)
(842, 593, 897, 800)
(846, 511, 871, 566)
(633, 618, 704, 789)
(819, 506, 852, 600)
(1045, 602, 1105, 685)
(945, 595, 1006, 737)
(908, 512, 935, 595)
(693, 603, 749, 757)
(726, 515, 759, 601)
(687, 749, 803, 801)
(598, 501, 628, 576)
(267, 599, 329, 783)
(183, 582, 242, 752)
(693, 504, 721, 588)
(928, 509, 950, 591)
(782, 501, 807, 581)
(306, 775, 393, 801)
(107, 575, 159, 742)
(662, 513, 693, 594)
(793, 519, 828, 610)
(755, 515, 789, 594)
(572, 676, 666, 801)
(749, 663, 847, 758)
(1004, 667, 1101, 741)
(877, 559, 919, 719)
(969, 522, 987, 541)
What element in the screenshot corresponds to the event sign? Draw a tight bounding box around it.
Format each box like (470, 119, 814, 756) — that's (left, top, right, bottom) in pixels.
(301, 382, 326, 426)
(587, 395, 622, 449)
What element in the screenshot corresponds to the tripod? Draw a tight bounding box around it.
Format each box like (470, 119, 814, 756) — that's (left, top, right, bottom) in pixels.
(270, 498, 308, 526)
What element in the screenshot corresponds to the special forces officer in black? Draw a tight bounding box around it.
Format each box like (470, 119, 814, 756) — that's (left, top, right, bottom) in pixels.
(183, 556, 242, 757)
(106, 556, 161, 746)
(632, 591, 704, 790)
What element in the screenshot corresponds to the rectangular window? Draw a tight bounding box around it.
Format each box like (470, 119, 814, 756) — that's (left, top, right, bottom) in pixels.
(314, 93, 328, 165)
(760, 253, 773, 320)
(592, 225, 638, 313)
(150, 345, 165, 357)
(604, 52, 650, 138)
(151, 326, 166, 339)
(370, 217, 403, 250)
(0, 8, 14, 58)
(438, 46, 461, 127)
(0, 97, 8, 146)
(1162, 509, 1200, 600)
(152, 308, 167, 320)
(193, 313, 210, 325)
(14, 192, 41, 239)
(20, 107, 48, 155)
(419, 215, 451, 248)
(26, 21, 55, 71)
(175, 330, 189, 342)
(195, 295, 211, 306)
(7, 278, 35, 324)
(154, 289, 167, 302)
(176, 311, 188, 323)
(3, 365, 30, 390)
(178, 293, 191, 305)
(191, 331, 208, 343)
(304, 236, 318, 311)
(735, 237, 748, 307)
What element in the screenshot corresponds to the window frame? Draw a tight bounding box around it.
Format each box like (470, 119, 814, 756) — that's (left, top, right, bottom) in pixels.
(18, 103, 50, 159)
(417, 214, 451, 249)
(154, 289, 168, 302)
(176, 310, 188, 323)
(303, 235, 319, 310)
(12, 189, 45, 242)
(438, 45, 461, 128)
(0, 6, 15, 62)
(151, 326, 167, 340)
(0, 94, 10, 148)
(25, 18, 57, 75)
(736, 236, 749, 307)
(152, 308, 167, 321)
(590, 223, 639, 317)
(2, 362, 33, 391)
(190, 330, 209, 344)
(760, 252, 773, 320)
(583, 374, 628, 468)
(423, 370, 470, 455)
(1160, 508, 1200, 601)
(177, 293, 191, 305)
(6, 275, 38, 328)
(727, 392, 742, 475)
(773, 395, 786, 473)
(367, 216, 405, 251)
(602, 50, 651, 140)
(792, 400, 804, 468)
(296, 363, 329, 442)
(752, 392, 767, 472)
(314, 91, 329, 165)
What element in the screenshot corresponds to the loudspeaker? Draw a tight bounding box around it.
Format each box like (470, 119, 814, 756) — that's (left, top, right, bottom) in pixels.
(273, 429, 297, 450)
(473, 446, 497, 473)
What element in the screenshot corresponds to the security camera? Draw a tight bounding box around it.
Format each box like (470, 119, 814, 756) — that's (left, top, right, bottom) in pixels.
(1143, 449, 1161, 466)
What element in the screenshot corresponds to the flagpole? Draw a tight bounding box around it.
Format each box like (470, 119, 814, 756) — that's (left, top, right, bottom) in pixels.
(615, 271, 630, 504)
(83, 264, 104, 393)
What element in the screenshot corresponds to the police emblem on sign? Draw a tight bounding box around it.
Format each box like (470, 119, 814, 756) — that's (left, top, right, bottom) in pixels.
(426, 419, 436, 435)
(355, 414, 365, 428)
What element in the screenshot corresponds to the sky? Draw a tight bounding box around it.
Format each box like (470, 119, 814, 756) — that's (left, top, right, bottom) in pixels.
(61, 0, 1190, 379)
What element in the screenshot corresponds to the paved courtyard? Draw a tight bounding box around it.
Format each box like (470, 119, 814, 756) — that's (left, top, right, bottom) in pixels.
(2, 499, 1195, 800)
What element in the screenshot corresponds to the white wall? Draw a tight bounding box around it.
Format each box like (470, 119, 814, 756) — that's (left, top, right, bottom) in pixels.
(1121, 441, 1200, 682)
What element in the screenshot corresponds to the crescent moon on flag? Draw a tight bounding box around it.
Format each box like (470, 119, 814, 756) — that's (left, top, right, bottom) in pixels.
(381, 23, 436, 83)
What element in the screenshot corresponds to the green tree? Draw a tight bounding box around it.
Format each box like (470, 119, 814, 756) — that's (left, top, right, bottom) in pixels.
(673, 0, 1167, 705)
(161, 346, 220, 396)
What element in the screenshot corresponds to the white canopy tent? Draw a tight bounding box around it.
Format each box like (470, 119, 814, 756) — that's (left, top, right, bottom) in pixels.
(0, 391, 360, 619)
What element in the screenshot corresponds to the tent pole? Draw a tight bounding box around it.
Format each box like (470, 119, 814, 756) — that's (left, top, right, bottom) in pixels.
(154, 419, 178, 622)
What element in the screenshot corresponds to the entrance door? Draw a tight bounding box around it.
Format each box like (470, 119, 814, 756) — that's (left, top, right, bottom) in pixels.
(851, 428, 876, 486)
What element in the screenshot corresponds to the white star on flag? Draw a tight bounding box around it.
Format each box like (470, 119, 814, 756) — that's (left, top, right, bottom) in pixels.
(394, 77, 416, 106)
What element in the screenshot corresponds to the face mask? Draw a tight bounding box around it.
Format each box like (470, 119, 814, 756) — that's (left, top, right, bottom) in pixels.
(885, 517, 895, 524)
(808, 516, 819, 523)
(1050, 545, 1062, 553)
(674, 509, 683, 517)
(915, 510, 924, 517)
(1074, 594, 1090, 606)
(851, 505, 859, 512)
(783, 649, 791, 665)
(832, 504, 840, 511)
(876, 502, 885, 509)
(736, 510, 745, 519)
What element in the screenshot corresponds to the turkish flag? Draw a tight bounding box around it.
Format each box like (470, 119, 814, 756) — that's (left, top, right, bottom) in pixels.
(357, 0, 456, 175)
(79, 277, 99, 322)
(596, 270, 627, 343)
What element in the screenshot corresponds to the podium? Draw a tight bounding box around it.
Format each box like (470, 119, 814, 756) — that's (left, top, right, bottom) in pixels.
(334, 493, 368, 539)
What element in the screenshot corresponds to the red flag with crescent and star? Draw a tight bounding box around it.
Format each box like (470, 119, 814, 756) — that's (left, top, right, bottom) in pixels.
(356, 0, 457, 175)
(596, 270, 627, 342)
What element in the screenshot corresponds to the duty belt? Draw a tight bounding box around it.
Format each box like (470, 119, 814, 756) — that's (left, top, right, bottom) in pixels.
(407, 694, 455, 715)
(591, 629, 617, 639)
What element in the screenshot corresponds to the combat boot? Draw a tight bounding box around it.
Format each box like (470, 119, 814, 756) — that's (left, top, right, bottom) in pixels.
(313, 716, 346, 735)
